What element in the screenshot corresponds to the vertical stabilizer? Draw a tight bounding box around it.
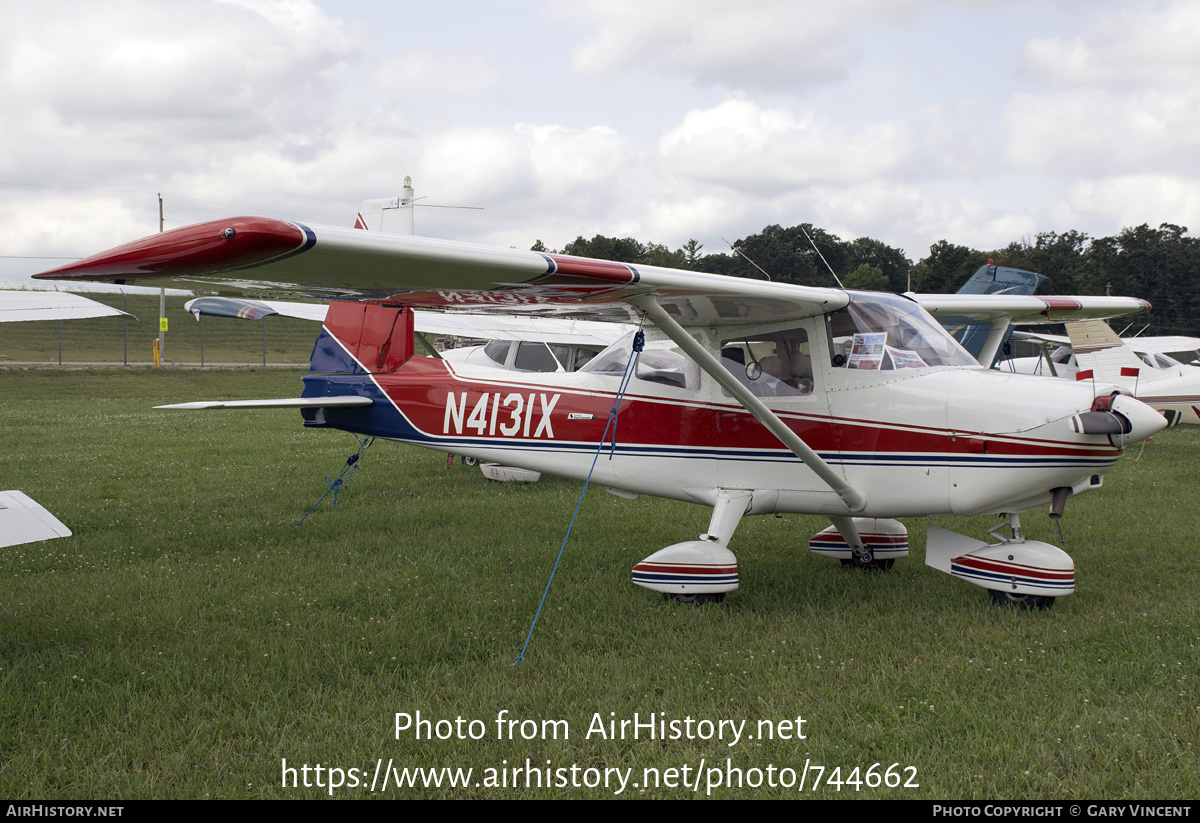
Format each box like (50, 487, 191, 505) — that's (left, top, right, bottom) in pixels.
(1067, 320, 1145, 384)
(353, 177, 416, 235)
(312, 301, 415, 374)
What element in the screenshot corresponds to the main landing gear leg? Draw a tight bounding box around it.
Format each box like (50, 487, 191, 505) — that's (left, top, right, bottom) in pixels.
(632, 489, 751, 605)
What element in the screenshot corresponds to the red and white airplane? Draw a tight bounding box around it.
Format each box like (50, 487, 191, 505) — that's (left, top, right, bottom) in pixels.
(35, 216, 1172, 608)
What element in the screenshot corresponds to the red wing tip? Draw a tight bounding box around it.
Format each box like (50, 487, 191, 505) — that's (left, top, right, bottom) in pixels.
(34, 216, 309, 282)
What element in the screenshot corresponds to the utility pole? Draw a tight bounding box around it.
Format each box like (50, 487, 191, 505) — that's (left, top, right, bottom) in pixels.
(158, 193, 166, 364)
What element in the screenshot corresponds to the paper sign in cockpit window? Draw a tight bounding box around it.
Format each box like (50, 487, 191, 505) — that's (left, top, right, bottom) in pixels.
(847, 333, 886, 370)
(886, 347, 927, 370)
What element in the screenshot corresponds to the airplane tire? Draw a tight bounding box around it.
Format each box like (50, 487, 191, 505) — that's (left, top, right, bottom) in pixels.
(988, 589, 1055, 610)
(839, 558, 895, 571)
(461, 456, 478, 466)
(663, 592, 726, 606)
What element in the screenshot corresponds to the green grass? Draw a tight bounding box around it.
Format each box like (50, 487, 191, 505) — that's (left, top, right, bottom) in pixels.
(0, 294, 319, 364)
(1, 368, 1197, 798)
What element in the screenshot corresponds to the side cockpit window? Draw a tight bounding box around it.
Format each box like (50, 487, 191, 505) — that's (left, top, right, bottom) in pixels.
(720, 327, 814, 398)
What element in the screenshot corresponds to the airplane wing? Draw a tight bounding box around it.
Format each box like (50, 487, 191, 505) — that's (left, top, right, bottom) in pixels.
(0, 490, 72, 548)
(35, 217, 853, 326)
(37, 217, 1153, 330)
(183, 296, 632, 346)
(910, 293, 1152, 325)
(184, 297, 326, 322)
(945, 263, 1046, 364)
(0, 290, 131, 322)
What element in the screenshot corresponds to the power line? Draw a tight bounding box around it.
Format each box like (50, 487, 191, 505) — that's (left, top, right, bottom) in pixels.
(0, 181, 153, 196)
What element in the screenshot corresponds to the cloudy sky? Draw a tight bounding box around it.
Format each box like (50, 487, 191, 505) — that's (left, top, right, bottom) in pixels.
(2, 0, 1197, 279)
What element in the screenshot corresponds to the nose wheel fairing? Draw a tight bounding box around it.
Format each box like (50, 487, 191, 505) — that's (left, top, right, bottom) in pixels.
(925, 524, 1075, 600)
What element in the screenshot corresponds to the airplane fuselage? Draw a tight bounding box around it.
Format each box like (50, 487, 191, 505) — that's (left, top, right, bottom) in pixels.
(302, 318, 1155, 521)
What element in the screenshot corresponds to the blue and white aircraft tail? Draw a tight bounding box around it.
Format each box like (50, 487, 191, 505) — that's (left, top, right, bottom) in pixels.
(946, 262, 1046, 365)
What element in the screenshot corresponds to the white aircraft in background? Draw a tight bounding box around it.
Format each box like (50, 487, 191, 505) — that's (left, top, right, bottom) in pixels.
(0, 291, 128, 546)
(1128, 336, 1200, 367)
(0, 289, 130, 322)
(0, 491, 72, 549)
(1004, 320, 1199, 425)
(182, 295, 630, 374)
(35, 215, 1171, 609)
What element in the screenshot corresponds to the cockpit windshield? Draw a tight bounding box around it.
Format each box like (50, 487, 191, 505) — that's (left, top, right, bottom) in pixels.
(828, 292, 977, 371)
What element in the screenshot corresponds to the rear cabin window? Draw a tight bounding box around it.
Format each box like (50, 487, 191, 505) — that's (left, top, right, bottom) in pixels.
(513, 342, 560, 372)
(581, 331, 699, 390)
(483, 339, 510, 367)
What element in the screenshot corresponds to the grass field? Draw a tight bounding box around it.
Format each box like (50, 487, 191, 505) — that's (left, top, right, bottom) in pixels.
(1, 367, 1197, 799)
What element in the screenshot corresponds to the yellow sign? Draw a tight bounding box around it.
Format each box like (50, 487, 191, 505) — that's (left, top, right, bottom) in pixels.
(159, 317, 169, 332)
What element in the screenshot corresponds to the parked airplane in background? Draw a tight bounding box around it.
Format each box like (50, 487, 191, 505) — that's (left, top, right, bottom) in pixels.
(938, 261, 1045, 365)
(1128, 336, 1200, 367)
(0, 491, 72, 549)
(1005, 320, 1199, 425)
(0, 292, 127, 546)
(182, 295, 629, 374)
(35, 216, 1171, 609)
(0, 289, 130, 322)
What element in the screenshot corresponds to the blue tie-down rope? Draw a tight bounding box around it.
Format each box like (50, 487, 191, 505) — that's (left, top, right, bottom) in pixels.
(296, 435, 374, 526)
(515, 330, 645, 665)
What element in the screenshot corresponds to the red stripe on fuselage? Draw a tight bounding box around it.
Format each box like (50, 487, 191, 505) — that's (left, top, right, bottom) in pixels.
(372, 358, 1119, 459)
(34, 217, 309, 282)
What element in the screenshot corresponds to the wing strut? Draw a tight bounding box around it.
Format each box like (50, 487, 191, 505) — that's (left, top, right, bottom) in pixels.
(976, 313, 1012, 368)
(627, 295, 867, 514)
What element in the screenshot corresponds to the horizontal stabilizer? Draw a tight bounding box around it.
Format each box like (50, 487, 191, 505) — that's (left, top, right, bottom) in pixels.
(0, 490, 72, 549)
(156, 397, 373, 410)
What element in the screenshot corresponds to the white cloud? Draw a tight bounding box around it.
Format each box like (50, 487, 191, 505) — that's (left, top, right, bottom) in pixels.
(3, 1, 1196, 271)
(643, 187, 745, 247)
(1023, 0, 1200, 91)
(1063, 175, 1200, 234)
(517, 124, 640, 200)
(370, 52, 503, 98)
(2, 1, 355, 133)
(556, 0, 942, 90)
(1003, 89, 1200, 176)
(659, 97, 917, 193)
(1007, 0, 1200, 178)
(0, 191, 158, 258)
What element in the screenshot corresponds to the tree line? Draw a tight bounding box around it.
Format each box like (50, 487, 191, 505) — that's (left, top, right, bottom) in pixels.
(532, 223, 1200, 335)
